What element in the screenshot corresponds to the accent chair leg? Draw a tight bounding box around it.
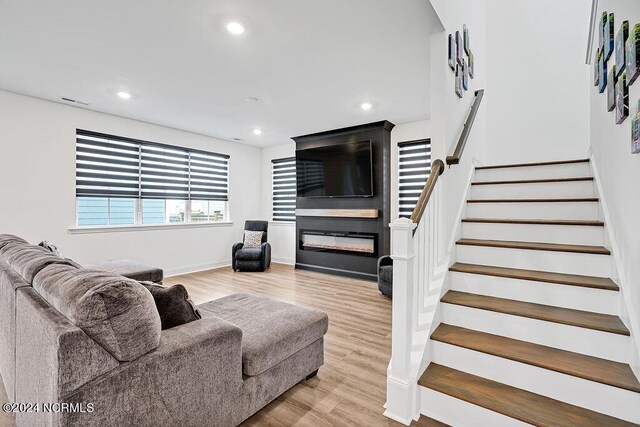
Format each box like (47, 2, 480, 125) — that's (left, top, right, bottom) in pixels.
(306, 369, 319, 380)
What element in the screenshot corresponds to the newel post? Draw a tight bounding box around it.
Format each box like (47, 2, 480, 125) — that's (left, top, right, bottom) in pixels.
(384, 217, 417, 425)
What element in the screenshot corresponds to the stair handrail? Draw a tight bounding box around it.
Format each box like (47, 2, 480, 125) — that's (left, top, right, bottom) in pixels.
(445, 89, 485, 166)
(409, 159, 444, 225)
(386, 89, 485, 424)
(410, 89, 484, 226)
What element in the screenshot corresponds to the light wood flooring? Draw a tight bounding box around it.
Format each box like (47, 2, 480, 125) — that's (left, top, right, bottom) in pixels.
(165, 263, 440, 426)
(0, 263, 442, 427)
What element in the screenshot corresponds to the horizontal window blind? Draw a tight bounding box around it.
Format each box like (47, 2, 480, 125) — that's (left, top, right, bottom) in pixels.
(398, 139, 431, 218)
(272, 157, 296, 221)
(76, 129, 229, 201)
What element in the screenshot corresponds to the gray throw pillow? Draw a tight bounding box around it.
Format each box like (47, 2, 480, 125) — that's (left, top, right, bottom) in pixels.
(243, 230, 263, 248)
(33, 265, 161, 362)
(140, 282, 202, 330)
(38, 240, 64, 258)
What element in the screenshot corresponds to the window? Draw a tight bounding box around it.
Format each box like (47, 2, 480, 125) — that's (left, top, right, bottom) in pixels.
(398, 139, 431, 218)
(75, 129, 229, 227)
(77, 197, 135, 226)
(272, 157, 296, 222)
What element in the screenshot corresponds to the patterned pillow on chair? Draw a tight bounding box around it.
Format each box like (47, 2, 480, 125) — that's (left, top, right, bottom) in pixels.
(243, 230, 263, 248)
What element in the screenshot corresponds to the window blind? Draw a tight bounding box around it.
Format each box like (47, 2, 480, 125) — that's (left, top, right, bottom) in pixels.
(76, 129, 229, 201)
(272, 157, 296, 221)
(398, 139, 431, 218)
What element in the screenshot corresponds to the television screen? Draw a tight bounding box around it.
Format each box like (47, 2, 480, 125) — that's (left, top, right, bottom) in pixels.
(296, 141, 373, 198)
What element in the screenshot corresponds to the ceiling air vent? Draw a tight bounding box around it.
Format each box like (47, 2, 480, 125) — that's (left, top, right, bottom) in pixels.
(61, 97, 89, 106)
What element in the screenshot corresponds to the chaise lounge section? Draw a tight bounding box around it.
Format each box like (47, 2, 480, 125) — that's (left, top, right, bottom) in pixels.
(0, 234, 328, 427)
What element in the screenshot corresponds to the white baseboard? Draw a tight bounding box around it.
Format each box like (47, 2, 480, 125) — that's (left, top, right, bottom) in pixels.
(164, 258, 294, 277)
(164, 260, 231, 277)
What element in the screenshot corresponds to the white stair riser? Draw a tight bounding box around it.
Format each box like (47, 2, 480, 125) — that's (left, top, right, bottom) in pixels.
(419, 386, 530, 427)
(462, 222, 604, 246)
(431, 342, 640, 423)
(442, 303, 629, 363)
(471, 181, 595, 199)
(467, 201, 600, 220)
(475, 162, 592, 181)
(448, 271, 618, 315)
(456, 245, 611, 277)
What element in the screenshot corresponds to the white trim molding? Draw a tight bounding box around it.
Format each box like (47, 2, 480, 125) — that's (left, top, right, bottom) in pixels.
(68, 221, 234, 234)
(164, 260, 231, 277)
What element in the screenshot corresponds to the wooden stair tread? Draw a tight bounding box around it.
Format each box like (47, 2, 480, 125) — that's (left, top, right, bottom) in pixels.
(475, 158, 590, 170)
(468, 197, 598, 203)
(456, 238, 611, 255)
(415, 416, 449, 427)
(462, 218, 604, 226)
(472, 176, 594, 185)
(418, 363, 637, 427)
(441, 290, 630, 335)
(449, 262, 618, 291)
(431, 324, 640, 392)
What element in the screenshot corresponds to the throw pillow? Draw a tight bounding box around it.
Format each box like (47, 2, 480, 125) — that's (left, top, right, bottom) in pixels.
(38, 240, 64, 258)
(34, 265, 161, 362)
(140, 282, 202, 330)
(243, 230, 263, 248)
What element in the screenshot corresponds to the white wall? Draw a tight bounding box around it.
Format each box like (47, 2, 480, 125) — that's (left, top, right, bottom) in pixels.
(0, 90, 262, 275)
(484, 0, 591, 164)
(588, 0, 640, 376)
(260, 142, 296, 264)
(429, 0, 488, 261)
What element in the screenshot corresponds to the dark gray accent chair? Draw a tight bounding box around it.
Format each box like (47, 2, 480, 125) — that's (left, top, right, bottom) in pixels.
(377, 255, 393, 297)
(233, 220, 271, 272)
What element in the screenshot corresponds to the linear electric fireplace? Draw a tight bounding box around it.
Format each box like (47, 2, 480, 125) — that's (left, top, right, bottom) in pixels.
(299, 230, 378, 258)
(293, 120, 393, 281)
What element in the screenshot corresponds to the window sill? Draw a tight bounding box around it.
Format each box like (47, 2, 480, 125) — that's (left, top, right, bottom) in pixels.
(68, 221, 234, 234)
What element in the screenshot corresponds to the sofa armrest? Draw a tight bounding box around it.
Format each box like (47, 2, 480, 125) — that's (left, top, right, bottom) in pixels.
(232, 242, 244, 270)
(63, 317, 244, 427)
(377, 255, 393, 271)
(261, 242, 271, 270)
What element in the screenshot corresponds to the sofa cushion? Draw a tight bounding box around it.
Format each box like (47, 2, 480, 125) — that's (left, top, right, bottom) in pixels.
(234, 248, 262, 261)
(0, 243, 81, 283)
(379, 265, 393, 283)
(140, 282, 202, 330)
(89, 260, 163, 283)
(198, 293, 328, 376)
(0, 234, 28, 251)
(33, 264, 161, 361)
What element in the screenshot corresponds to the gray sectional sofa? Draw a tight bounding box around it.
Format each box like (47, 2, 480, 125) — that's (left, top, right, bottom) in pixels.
(0, 234, 328, 427)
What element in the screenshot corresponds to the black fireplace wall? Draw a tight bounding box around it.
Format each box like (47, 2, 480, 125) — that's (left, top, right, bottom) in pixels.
(293, 121, 394, 281)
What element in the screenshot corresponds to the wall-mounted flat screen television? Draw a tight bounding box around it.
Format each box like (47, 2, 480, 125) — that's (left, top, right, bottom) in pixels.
(296, 140, 373, 198)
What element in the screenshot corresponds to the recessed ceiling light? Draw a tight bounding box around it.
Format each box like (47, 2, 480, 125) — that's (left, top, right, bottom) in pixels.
(246, 97, 259, 102)
(253, 129, 263, 135)
(226, 22, 245, 35)
(360, 102, 372, 110)
(117, 91, 131, 100)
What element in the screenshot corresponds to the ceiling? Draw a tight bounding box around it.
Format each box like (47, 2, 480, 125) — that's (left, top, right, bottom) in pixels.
(0, 0, 441, 147)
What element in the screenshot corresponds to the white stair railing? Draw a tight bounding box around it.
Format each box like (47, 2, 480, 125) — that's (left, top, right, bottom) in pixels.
(384, 161, 444, 425)
(385, 90, 485, 425)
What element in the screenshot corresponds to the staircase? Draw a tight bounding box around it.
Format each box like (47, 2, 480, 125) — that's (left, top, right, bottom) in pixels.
(417, 159, 640, 426)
